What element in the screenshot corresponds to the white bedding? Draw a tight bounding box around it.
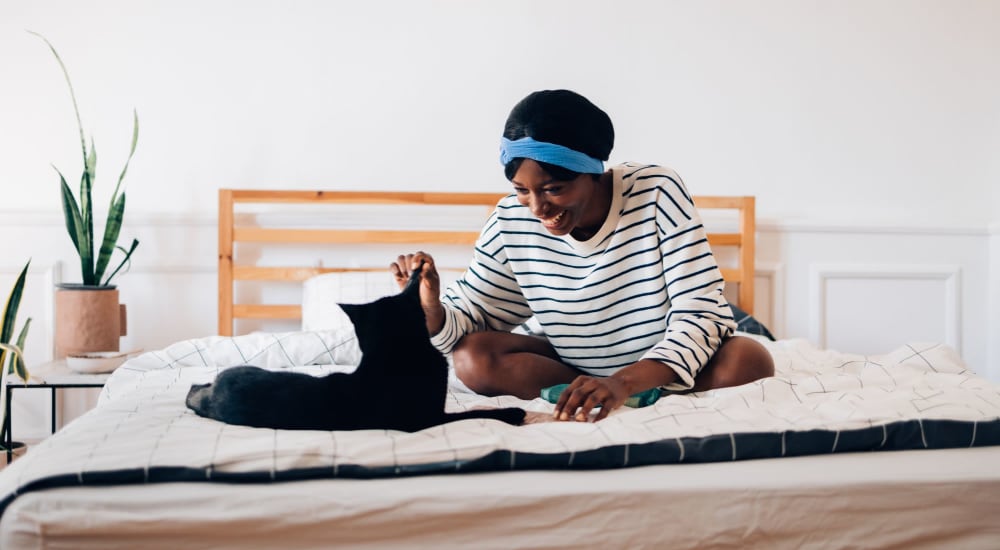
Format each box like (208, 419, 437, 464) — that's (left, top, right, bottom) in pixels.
(0, 331, 999, 547)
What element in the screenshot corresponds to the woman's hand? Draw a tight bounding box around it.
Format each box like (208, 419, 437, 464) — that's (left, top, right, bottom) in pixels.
(390, 251, 445, 335)
(553, 375, 630, 422)
(553, 359, 676, 422)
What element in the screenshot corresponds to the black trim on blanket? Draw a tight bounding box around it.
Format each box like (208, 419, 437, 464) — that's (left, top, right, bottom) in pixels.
(2, 417, 998, 518)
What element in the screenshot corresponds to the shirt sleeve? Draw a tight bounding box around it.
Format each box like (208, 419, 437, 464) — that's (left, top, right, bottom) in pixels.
(430, 209, 533, 354)
(639, 175, 737, 390)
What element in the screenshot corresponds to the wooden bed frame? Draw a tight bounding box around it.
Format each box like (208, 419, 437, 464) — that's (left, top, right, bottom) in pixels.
(218, 189, 755, 336)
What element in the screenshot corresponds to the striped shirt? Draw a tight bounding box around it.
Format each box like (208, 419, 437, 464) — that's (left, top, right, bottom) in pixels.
(430, 162, 736, 390)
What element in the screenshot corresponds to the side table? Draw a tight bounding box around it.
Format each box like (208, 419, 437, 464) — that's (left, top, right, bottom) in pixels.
(3, 360, 111, 462)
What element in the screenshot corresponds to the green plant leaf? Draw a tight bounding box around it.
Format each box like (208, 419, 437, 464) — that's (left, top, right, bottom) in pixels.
(101, 238, 139, 286)
(12, 319, 31, 381)
(0, 260, 30, 390)
(1, 261, 29, 344)
(28, 31, 87, 166)
(86, 137, 97, 193)
(95, 192, 126, 283)
(0, 342, 25, 429)
(79, 158, 95, 285)
(56, 168, 84, 256)
(110, 111, 139, 204)
(98, 113, 139, 284)
(58, 167, 93, 284)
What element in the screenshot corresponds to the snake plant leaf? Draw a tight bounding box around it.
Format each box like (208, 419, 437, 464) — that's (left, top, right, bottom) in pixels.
(60, 165, 94, 285)
(95, 191, 126, 283)
(0, 342, 25, 428)
(0, 261, 29, 344)
(56, 168, 84, 257)
(80, 156, 95, 286)
(96, 113, 138, 283)
(27, 31, 87, 165)
(86, 137, 97, 192)
(101, 238, 139, 287)
(111, 111, 139, 202)
(12, 319, 31, 381)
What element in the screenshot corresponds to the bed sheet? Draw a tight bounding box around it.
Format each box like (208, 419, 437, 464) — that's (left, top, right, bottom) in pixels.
(0, 330, 998, 536)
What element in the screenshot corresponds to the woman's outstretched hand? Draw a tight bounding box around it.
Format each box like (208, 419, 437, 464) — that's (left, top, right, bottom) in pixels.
(553, 375, 630, 422)
(390, 251, 445, 335)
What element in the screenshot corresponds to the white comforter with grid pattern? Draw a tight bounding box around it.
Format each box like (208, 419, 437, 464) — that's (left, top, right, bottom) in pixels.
(1, 329, 998, 517)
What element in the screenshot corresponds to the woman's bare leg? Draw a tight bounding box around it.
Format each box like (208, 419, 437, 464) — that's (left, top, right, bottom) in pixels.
(451, 331, 579, 399)
(690, 336, 775, 392)
(453, 332, 775, 398)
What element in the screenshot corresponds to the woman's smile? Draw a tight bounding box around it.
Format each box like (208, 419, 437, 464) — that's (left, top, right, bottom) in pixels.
(540, 209, 567, 229)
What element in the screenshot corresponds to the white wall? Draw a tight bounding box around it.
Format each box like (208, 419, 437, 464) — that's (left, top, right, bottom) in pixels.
(1, 1, 998, 438)
(3, 1, 998, 222)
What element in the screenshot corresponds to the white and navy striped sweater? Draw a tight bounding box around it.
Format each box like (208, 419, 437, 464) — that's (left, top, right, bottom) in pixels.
(430, 163, 736, 389)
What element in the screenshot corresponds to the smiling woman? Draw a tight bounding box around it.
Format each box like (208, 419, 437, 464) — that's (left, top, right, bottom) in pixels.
(390, 89, 774, 418)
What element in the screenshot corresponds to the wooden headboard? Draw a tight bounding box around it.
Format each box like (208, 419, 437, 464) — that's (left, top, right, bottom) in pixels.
(218, 190, 755, 336)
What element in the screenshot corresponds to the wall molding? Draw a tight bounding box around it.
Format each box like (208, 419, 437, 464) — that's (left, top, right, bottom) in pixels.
(0, 211, 215, 228)
(808, 263, 962, 352)
(124, 264, 216, 274)
(2, 210, 995, 236)
(758, 220, 989, 236)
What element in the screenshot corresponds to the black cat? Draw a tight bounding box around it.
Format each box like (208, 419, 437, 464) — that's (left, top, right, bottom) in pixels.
(186, 267, 525, 431)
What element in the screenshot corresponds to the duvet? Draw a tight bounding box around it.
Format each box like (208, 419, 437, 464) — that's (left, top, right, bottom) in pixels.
(1, 329, 998, 518)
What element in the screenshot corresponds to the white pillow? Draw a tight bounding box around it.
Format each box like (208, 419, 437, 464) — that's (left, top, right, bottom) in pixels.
(302, 270, 470, 330)
(301, 272, 399, 331)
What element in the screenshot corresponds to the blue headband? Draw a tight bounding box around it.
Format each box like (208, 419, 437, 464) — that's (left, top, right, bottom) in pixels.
(499, 137, 604, 174)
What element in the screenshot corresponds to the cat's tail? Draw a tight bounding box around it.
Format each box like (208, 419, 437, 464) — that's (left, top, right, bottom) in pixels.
(443, 408, 525, 426)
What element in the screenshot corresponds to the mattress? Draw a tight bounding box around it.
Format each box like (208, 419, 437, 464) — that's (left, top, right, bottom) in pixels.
(3, 447, 999, 549)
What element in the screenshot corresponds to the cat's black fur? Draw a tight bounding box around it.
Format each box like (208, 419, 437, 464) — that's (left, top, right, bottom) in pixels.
(186, 267, 525, 431)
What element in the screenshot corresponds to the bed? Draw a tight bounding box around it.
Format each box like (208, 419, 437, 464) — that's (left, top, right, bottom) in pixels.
(1, 189, 998, 549)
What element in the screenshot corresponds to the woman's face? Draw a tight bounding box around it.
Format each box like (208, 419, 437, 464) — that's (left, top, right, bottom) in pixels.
(510, 159, 609, 240)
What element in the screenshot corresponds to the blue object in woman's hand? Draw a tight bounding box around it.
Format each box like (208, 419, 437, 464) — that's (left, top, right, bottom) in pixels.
(541, 383, 661, 408)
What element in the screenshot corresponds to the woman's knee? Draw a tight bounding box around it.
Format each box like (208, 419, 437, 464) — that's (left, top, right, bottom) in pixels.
(702, 336, 775, 389)
(730, 336, 775, 382)
(451, 333, 501, 394)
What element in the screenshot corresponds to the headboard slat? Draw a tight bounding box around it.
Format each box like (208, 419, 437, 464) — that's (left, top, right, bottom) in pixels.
(706, 233, 742, 246)
(232, 304, 302, 320)
(233, 228, 482, 245)
(233, 266, 389, 282)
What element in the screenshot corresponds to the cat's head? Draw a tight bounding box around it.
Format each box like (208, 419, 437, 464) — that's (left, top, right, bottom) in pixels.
(338, 266, 426, 352)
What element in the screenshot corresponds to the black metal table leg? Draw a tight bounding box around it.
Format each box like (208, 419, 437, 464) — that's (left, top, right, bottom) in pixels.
(51, 387, 57, 434)
(4, 386, 12, 463)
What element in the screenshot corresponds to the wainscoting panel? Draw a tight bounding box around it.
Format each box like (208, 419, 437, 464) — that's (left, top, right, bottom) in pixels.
(808, 264, 961, 354)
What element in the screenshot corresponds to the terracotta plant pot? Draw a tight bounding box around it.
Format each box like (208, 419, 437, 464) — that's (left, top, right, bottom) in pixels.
(54, 284, 127, 359)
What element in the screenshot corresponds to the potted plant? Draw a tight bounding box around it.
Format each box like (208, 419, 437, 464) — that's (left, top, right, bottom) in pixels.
(1, 260, 32, 459)
(30, 32, 140, 358)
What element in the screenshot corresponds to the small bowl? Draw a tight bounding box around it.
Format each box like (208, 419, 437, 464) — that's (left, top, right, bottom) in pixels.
(66, 351, 130, 374)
